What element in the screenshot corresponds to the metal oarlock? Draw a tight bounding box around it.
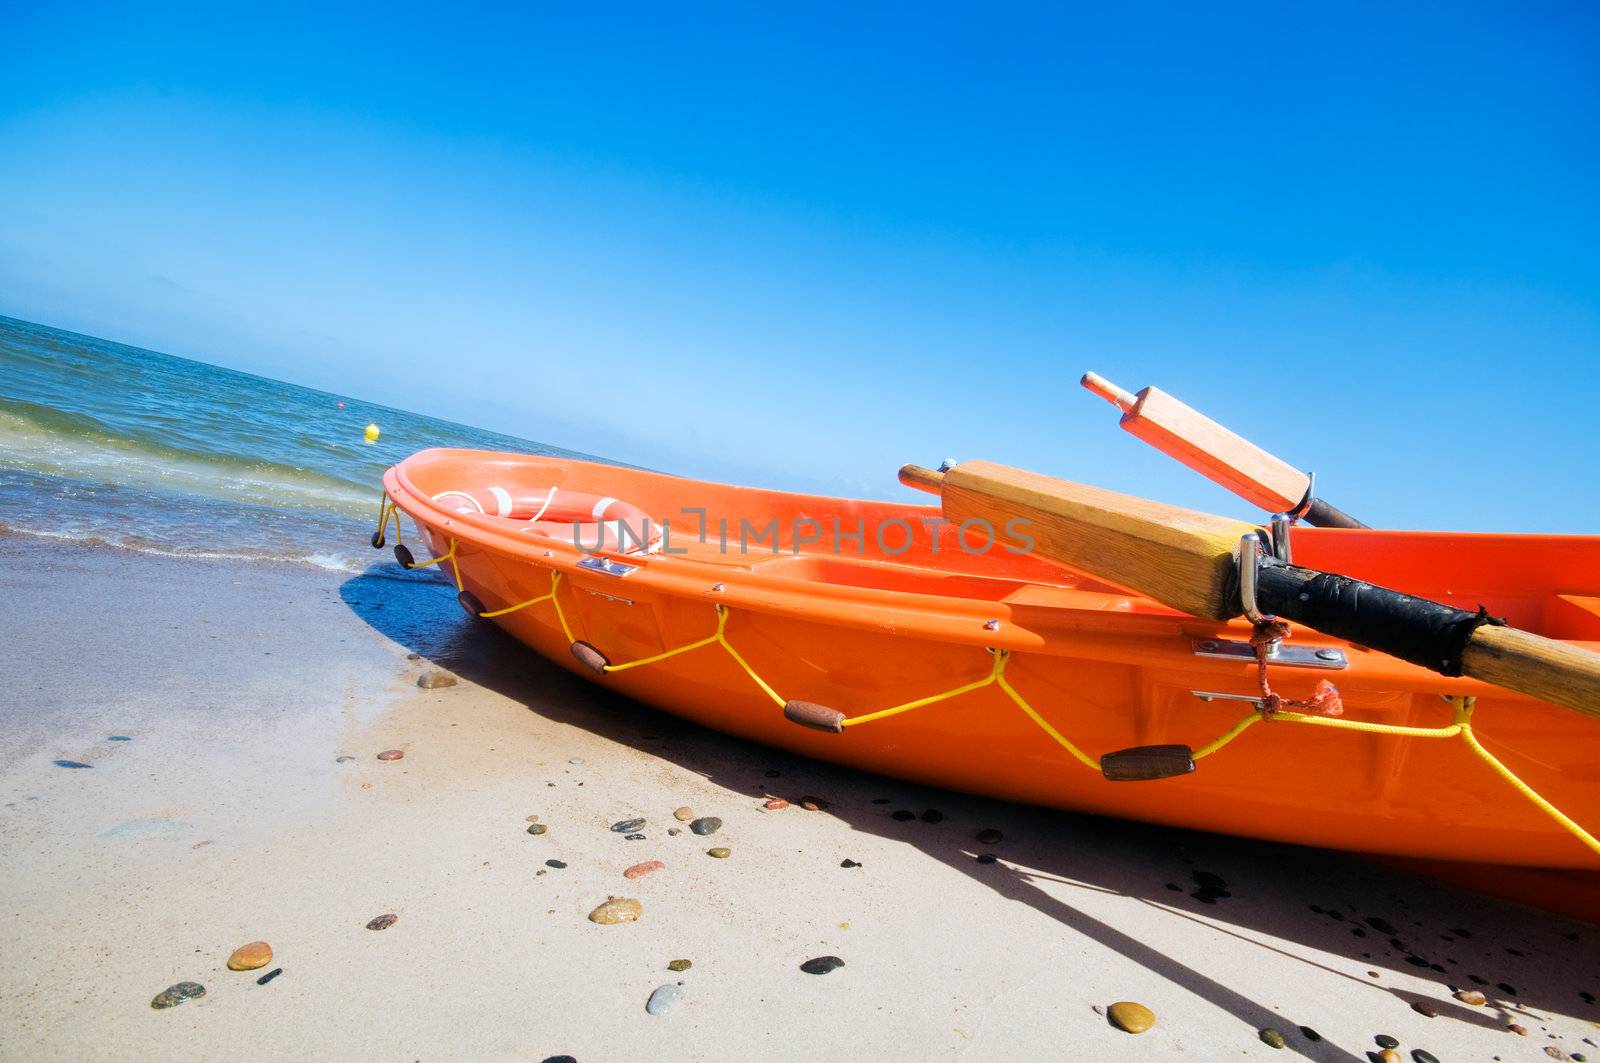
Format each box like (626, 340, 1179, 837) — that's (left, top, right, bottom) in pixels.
(1237, 531, 1275, 626)
(1238, 515, 1295, 627)
(1285, 471, 1317, 520)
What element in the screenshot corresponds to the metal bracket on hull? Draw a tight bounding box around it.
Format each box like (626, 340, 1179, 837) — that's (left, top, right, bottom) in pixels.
(1191, 637, 1347, 669)
(577, 555, 639, 577)
(1190, 690, 1267, 708)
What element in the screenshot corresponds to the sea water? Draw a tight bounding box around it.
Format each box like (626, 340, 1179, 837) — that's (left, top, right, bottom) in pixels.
(0, 315, 612, 571)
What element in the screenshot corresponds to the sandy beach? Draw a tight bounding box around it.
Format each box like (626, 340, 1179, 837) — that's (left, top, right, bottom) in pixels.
(1, 530, 1595, 1061)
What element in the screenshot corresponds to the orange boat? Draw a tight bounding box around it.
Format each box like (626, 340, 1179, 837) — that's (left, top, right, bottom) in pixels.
(378, 448, 1600, 903)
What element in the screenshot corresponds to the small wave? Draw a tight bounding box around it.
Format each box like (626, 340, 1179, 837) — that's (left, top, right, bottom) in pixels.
(0, 520, 370, 574)
(0, 400, 378, 518)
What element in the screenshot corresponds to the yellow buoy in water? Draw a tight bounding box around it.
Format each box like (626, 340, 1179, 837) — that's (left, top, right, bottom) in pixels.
(364, 422, 380, 444)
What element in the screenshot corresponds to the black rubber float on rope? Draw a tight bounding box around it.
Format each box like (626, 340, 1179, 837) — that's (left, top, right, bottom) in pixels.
(1099, 744, 1196, 781)
(783, 700, 846, 733)
(392, 544, 415, 568)
(457, 590, 485, 618)
(370, 530, 386, 549)
(570, 641, 610, 674)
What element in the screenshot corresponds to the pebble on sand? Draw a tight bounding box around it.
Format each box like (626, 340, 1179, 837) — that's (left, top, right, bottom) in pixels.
(588, 897, 643, 924)
(1508, 1023, 1529, 1035)
(540, 1057, 577, 1063)
(151, 982, 206, 1009)
(920, 808, 944, 823)
(1258, 1028, 1286, 1049)
(416, 670, 457, 689)
(526, 814, 540, 822)
(376, 749, 404, 761)
(667, 959, 692, 972)
(226, 941, 273, 971)
(1410, 1001, 1439, 1018)
(840, 859, 861, 868)
(800, 956, 844, 975)
(1454, 988, 1487, 1006)
(366, 913, 398, 930)
(707, 847, 731, 859)
(976, 828, 1003, 844)
(611, 818, 646, 833)
(256, 967, 283, 986)
(976, 853, 997, 864)
(689, 817, 722, 836)
(891, 809, 916, 821)
(800, 796, 830, 811)
(763, 798, 789, 810)
(625, 833, 646, 841)
(673, 807, 695, 821)
(1412, 1050, 1440, 1063)
(1377, 1050, 1401, 1063)
(1106, 1001, 1155, 1034)
(624, 860, 665, 880)
(53, 759, 92, 769)
(1375, 1035, 1399, 1049)
(527, 824, 548, 835)
(546, 859, 567, 869)
(646, 983, 684, 1015)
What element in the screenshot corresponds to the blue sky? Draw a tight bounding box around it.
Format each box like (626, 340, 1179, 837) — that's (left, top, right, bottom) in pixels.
(2, 2, 1597, 529)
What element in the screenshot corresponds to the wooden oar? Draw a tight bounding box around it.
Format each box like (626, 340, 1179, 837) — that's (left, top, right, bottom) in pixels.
(899, 459, 1600, 720)
(1080, 371, 1368, 529)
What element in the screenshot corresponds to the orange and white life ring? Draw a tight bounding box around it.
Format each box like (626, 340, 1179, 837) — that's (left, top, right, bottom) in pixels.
(431, 486, 661, 554)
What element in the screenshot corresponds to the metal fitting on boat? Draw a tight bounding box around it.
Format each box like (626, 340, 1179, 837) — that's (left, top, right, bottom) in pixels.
(1237, 533, 1275, 626)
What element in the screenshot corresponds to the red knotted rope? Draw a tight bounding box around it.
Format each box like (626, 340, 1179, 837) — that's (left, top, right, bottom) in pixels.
(1250, 620, 1344, 717)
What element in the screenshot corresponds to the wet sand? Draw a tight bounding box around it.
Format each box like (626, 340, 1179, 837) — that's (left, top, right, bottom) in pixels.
(1, 531, 1596, 1061)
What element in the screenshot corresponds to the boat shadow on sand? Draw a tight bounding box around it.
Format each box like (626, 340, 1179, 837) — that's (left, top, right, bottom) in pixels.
(340, 562, 1598, 1062)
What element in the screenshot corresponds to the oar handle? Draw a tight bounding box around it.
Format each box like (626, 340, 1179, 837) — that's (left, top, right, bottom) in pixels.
(1462, 626, 1600, 721)
(899, 464, 946, 495)
(1255, 562, 1600, 719)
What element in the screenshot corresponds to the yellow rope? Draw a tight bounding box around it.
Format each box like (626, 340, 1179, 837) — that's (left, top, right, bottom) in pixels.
(1456, 700, 1600, 858)
(374, 493, 405, 546)
(843, 669, 999, 727)
(708, 608, 787, 708)
(591, 603, 786, 707)
(1269, 711, 1463, 739)
(404, 538, 463, 590)
(996, 659, 1101, 771)
(477, 569, 561, 618)
(1192, 712, 1263, 760)
(603, 605, 729, 673)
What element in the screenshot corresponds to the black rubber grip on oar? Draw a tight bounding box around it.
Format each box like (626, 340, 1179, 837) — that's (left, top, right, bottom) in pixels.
(570, 641, 610, 675)
(1302, 497, 1369, 530)
(1100, 744, 1195, 781)
(783, 700, 846, 733)
(1255, 562, 1503, 676)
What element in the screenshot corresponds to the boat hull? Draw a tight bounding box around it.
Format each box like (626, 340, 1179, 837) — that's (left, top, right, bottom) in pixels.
(383, 449, 1600, 875)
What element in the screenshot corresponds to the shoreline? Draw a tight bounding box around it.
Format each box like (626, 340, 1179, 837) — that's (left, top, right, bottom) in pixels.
(1, 531, 1596, 1060)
